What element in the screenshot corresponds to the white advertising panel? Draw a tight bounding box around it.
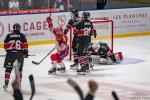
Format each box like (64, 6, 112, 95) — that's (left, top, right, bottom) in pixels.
(0, 7, 150, 44)
(0, 12, 71, 43)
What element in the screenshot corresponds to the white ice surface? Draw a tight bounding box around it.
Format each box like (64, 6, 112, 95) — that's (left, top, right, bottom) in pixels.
(0, 36, 150, 100)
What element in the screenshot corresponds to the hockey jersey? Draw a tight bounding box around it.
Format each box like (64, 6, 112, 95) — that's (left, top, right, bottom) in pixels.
(64, 17, 81, 35)
(4, 32, 28, 52)
(74, 19, 95, 37)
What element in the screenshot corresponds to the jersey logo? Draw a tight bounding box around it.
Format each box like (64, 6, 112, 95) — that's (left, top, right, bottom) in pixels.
(58, 15, 66, 27)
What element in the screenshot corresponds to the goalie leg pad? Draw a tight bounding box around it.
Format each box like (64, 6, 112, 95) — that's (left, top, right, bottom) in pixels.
(99, 57, 113, 64)
(114, 52, 123, 63)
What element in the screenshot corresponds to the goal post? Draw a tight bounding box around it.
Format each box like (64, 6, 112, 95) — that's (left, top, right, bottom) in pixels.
(67, 19, 114, 60)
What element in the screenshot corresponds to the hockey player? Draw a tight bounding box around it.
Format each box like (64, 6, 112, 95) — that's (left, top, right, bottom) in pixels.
(64, 9, 81, 69)
(73, 11, 97, 75)
(46, 15, 69, 74)
(88, 41, 123, 64)
(3, 23, 28, 91)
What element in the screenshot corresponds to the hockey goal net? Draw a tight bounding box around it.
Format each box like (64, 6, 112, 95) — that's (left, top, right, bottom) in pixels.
(67, 19, 114, 60)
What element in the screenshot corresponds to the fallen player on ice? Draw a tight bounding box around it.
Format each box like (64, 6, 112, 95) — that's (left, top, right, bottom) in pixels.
(88, 41, 123, 65)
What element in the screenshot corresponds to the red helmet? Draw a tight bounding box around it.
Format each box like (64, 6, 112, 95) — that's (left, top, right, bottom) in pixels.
(55, 27, 64, 39)
(55, 27, 63, 35)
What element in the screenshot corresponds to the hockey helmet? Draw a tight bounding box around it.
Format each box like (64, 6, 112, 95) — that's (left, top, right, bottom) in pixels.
(13, 23, 21, 31)
(92, 42, 100, 52)
(82, 11, 90, 19)
(55, 27, 63, 36)
(71, 9, 79, 17)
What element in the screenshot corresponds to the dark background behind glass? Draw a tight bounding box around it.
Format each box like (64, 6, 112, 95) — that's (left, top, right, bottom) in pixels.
(0, 0, 149, 12)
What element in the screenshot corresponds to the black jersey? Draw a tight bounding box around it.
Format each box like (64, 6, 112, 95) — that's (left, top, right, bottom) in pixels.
(64, 17, 81, 34)
(4, 32, 28, 52)
(74, 19, 95, 37)
(68, 17, 81, 28)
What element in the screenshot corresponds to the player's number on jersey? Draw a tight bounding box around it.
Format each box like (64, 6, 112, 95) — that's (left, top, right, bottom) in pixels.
(84, 28, 91, 36)
(9, 40, 21, 50)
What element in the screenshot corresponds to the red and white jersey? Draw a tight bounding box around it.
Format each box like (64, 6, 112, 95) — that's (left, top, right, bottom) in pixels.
(47, 15, 69, 53)
(56, 35, 68, 52)
(56, 42, 69, 52)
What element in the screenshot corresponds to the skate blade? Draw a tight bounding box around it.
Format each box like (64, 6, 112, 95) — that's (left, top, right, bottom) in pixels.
(58, 70, 66, 73)
(77, 72, 86, 75)
(70, 67, 79, 70)
(48, 72, 56, 75)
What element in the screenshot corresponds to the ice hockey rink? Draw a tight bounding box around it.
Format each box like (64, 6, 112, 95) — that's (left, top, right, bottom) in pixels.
(0, 35, 150, 100)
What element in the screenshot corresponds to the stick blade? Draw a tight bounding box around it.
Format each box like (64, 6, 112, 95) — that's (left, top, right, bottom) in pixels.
(29, 74, 36, 100)
(67, 79, 78, 88)
(67, 79, 84, 100)
(32, 61, 39, 65)
(112, 91, 119, 100)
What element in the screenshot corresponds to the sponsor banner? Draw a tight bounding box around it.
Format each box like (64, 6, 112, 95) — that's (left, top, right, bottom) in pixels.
(0, 7, 150, 44)
(0, 12, 70, 44)
(88, 7, 150, 34)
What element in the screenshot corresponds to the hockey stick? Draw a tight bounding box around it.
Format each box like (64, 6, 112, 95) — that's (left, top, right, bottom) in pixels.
(112, 91, 119, 100)
(67, 79, 84, 100)
(32, 47, 55, 65)
(29, 74, 36, 100)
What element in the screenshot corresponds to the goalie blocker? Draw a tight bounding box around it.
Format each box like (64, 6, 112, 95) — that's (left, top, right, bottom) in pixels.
(88, 42, 123, 64)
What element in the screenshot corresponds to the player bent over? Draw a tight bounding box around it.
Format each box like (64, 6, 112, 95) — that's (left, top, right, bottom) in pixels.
(46, 16, 69, 74)
(88, 41, 123, 64)
(3, 23, 28, 91)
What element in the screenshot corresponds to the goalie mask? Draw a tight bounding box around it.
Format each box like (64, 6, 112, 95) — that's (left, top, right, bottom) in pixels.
(91, 42, 100, 52)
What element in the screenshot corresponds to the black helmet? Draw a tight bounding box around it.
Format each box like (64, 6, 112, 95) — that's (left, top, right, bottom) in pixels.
(71, 9, 79, 17)
(82, 11, 90, 19)
(13, 23, 21, 31)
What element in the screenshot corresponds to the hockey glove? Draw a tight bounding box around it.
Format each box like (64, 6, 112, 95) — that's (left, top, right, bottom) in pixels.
(64, 29, 69, 35)
(46, 16, 53, 28)
(46, 16, 52, 22)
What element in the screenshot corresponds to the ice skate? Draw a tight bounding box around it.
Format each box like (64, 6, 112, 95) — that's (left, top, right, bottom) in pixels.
(48, 68, 56, 75)
(90, 64, 94, 70)
(3, 84, 8, 91)
(57, 62, 66, 73)
(57, 67, 66, 73)
(70, 63, 79, 70)
(89, 58, 94, 70)
(77, 64, 90, 75)
(3, 80, 9, 91)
